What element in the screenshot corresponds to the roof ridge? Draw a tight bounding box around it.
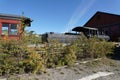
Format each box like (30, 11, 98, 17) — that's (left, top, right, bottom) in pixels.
(96, 11, 120, 17)
(0, 13, 22, 17)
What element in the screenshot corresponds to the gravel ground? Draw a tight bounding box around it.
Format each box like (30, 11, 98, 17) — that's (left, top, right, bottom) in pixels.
(1, 58, 120, 80)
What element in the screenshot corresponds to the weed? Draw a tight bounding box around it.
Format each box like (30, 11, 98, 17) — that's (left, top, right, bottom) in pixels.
(60, 72, 64, 74)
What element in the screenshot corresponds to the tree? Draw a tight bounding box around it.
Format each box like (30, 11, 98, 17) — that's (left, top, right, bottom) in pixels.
(19, 17, 32, 35)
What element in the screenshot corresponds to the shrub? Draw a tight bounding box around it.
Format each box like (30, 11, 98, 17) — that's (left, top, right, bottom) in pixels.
(94, 40, 114, 58)
(0, 36, 46, 75)
(74, 34, 115, 59)
(45, 39, 64, 68)
(22, 51, 46, 74)
(62, 45, 76, 66)
(0, 39, 28, 75)
(0, 33, 115, 76)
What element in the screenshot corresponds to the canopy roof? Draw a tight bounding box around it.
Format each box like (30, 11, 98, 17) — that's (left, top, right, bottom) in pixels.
(0, 13, 30, 20)
(72, 26, 98, 32)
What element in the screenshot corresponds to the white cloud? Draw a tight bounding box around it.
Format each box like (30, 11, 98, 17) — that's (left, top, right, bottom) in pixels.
(64, 0, 96, 32)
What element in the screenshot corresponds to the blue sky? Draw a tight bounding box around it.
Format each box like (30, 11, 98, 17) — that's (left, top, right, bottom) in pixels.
(0, 0, 120, 34)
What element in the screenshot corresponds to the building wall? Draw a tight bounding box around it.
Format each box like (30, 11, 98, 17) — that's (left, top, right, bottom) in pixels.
(102, 24, 120, 41)
(0, 18, 21, 40)
(84, 12, 120, 41)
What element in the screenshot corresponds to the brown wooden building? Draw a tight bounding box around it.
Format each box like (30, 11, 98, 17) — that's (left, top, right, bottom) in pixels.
(0, 13, 31, 40)
(84, 11, 120, 41)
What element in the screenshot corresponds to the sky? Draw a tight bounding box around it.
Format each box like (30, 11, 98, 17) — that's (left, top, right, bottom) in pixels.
(0, 0, 120, 34)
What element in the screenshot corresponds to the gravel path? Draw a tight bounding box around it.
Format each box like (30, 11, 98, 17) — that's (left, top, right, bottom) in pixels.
(1, 58, 120, 80)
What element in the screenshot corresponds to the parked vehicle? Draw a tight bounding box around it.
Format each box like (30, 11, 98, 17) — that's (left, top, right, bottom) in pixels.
(41, 32, 79, 43)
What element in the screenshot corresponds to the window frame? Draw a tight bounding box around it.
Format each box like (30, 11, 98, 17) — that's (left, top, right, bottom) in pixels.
(9, 24, 18, 35)
(2, 23, 18, 36)
(2, 23, 9, 35)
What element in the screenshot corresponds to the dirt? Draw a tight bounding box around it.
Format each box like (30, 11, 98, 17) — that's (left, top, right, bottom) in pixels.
(1, 58, 120, 80)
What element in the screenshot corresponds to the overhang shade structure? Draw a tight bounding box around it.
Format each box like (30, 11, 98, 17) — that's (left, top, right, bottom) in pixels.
(72, 26, 110, 40)
(72, 26, 98, 32)
(72, 26, 98, 36)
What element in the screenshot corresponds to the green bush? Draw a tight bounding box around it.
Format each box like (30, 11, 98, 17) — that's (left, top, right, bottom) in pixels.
(0, 36, 46, 76)
(94, 40, 114, 58)
(62, 45, 76, 66)
(22, 51, 46, 74)
(74, 34, 115, 59)
(0, 39, 28, 75)
(45, 40, 64, 68)
(39, 39, 77, 67)
(0, 34, 115, 76)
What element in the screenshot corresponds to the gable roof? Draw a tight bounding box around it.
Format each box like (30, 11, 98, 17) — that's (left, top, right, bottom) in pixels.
(84, 11, 120, 27)
(95, 11, 120, 17)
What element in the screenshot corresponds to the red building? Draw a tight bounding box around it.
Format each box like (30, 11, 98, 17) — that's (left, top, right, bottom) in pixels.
(84, 11, 120, 41)
(0, 13, 31, 40)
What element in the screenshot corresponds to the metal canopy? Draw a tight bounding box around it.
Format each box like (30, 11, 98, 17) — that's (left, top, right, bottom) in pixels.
(72, 26, 98, 32)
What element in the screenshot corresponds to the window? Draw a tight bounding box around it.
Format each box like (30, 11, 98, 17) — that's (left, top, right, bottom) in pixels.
(2, 23, 18, 35)
(10, 24, 18, 35)
(2, 23, 9, 35)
